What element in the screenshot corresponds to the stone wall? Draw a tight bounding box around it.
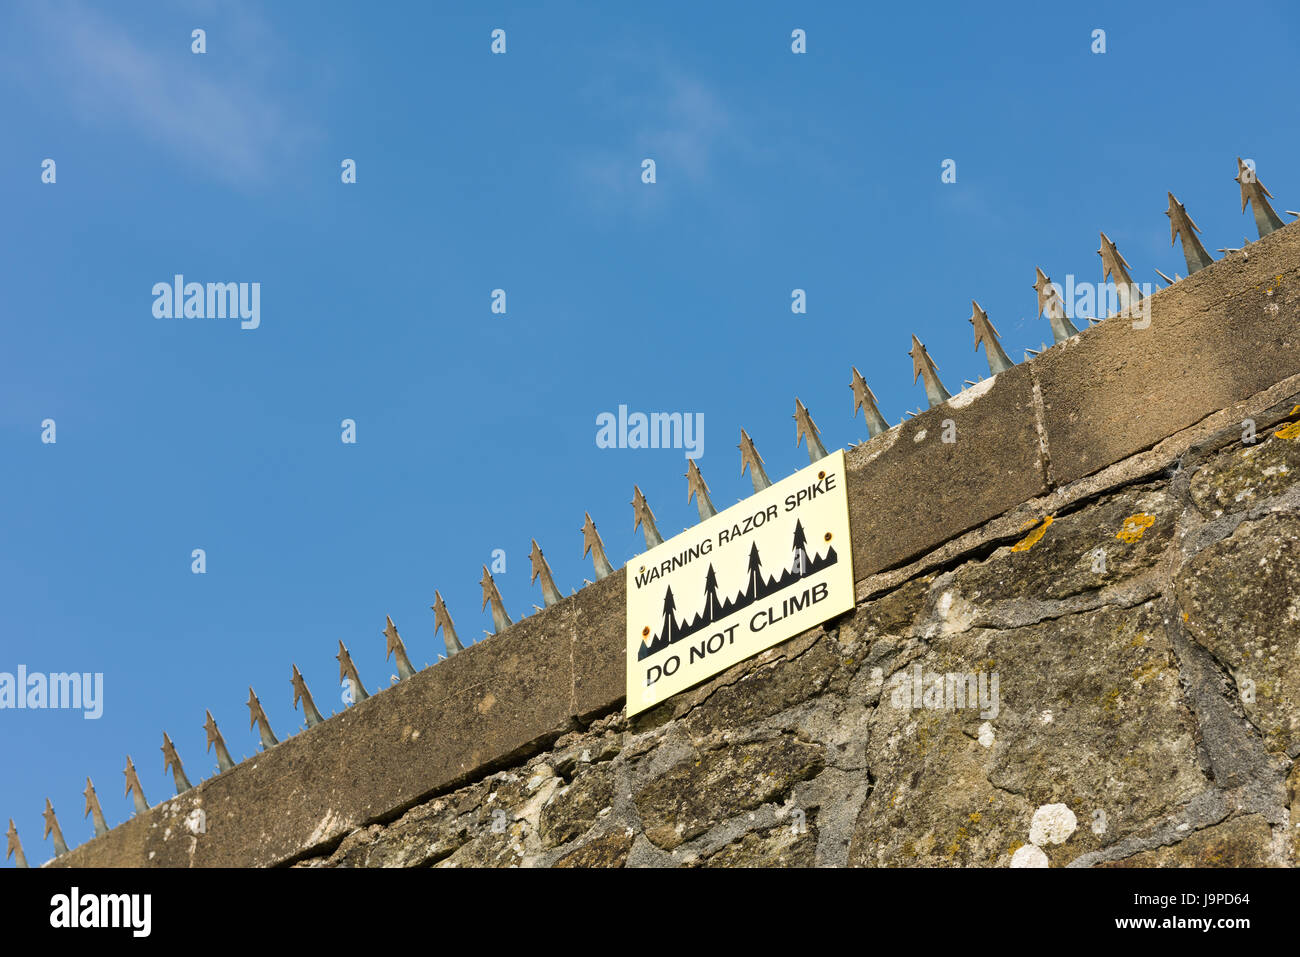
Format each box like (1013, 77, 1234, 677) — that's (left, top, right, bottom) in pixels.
(292, 392, 1300, 867)
(56, 221, 1300, 868)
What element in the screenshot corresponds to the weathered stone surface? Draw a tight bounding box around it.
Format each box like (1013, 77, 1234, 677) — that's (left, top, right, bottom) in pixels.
(850, 604, 1208, 866)
(554, 830, 634, 868)
(944, 482, 1175, 606)
(1177, 511, 1300, 757)
(1037, 224, 1300, 486)
(1098, 815, 1281, 867)
(698, 819, 818, 867)
(845, 362, 1046, 578)
(1189, 428, 1300, 518)
(540, 763, 616, 847)
(634, 738, 825, 850)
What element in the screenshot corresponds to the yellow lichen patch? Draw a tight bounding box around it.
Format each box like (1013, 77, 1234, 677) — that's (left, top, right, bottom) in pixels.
(1273, 420, 1300, 441)
(1011, 515, 1053, 552)
(1132, 660, 1163, 686)
(1116, 513, 1156, 543)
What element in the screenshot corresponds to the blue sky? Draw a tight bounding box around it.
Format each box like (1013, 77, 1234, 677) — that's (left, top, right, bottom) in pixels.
(2, 0, 1297, 862)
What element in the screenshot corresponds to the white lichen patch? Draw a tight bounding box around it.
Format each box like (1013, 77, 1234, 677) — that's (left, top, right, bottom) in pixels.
(947, 376, 996, 409)
(914, 429, 928, 443)
(1029, 804, 1077, 846)
(978, 722, 995, 748)
(1010, 844, 1049, 867)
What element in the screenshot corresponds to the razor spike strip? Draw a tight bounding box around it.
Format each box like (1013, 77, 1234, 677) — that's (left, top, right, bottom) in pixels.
(738, 429, 772, 493)
(1236, 157, 1285, 239)
(383, 615, 418, 680)
(969, 301, 1014, 376)
(631, 485, 665, 550)
(83, 777, 109, 838)
(161, 731, 193, 795)
(203, 709, 237, 772)
(1166, 192, 1215, 274)
(528, 540, 564, 608)
(335, 642, 369, 702)
(850, 367, 891, 437)
(1098, 232, 1140, 315)
(581, 512, 616, 579)
(246, 687, 281, 749)
(479, 566, 515, 633)
(431, 590, 465, 656)
(1033, 267, 1081, 343)
(684, 461, 717, 522)
(5, 819, 27, 868)
(124, 756, 149, 816)
(42, 798, 70, 856)
(908, 335, 952, 408)
(793, 399, 828, 463)
(291, 664, 326, 729)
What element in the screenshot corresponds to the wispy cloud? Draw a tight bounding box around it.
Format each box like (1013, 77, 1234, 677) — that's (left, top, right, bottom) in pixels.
(13, 0, 313, 186)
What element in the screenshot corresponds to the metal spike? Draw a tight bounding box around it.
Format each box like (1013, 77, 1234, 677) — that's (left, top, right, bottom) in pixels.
(431, 590, 464, 656)
(1098, 232, 1140, 315)
(5, 818, 27, 868)
(908, 335, 952, 408)
(528, 540, 563, 607)
(581, 512, 616, 579)
(123, 755, 149, 816)
(1153, 267, 1176, 286)
(1033, 267, 1080, 342)
(684, 461, 717, 522)
(383, 615, 418, 680)
(83, 777, 108, 838)
(203, 709, 237, 772)
(793, 399, 828, 462)
(850, 367, 891, 437)
(631, 485, 664, 550)
(738, 429, 771, 492)
(291, 664, 326, 728)
(1236, 157, 1285, 239)
(161, 732, 193, 795)
(246, 687, 281, 748)
(1165, 192, 1215, 274)
(479, 566, 514, 633)
(42, 798, 70, 856)
(969, 301, 1014, 376)
(335, 642, 369, 702)
(1287, 211, 1300, 218)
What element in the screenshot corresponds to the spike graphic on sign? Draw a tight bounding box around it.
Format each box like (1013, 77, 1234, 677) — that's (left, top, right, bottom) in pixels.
(909, 335, 952, 408)
(738, 429, 771, 493)
(247, 688, 280, 748)
(162, 732, 193, 795)
(5, 819, 27, 868)
(850, 367, 891, 437)
(292, 664, 326, 728)
(43, 798, 70, 857)
(124, 756, 148, 816)
(432, 590, 464, 656)
(479, 566, 514, 634)
(793, 399, 828, 463)
(204, 710, 237, 772)
(631, 485, 664, 550)
(529, 540, 563, 607)
(1236, 157, 1285, 239)
(685, 460, 717, 522)
(335, 642, 369, 702)
(1166, 192, 1215, 274)
(383, 615, 418, 679)
(83, 777, 109, 838)
(582, 512, 616, 579)
(969, 301, 1014, 376)
(1098, 232, 1140, 315)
